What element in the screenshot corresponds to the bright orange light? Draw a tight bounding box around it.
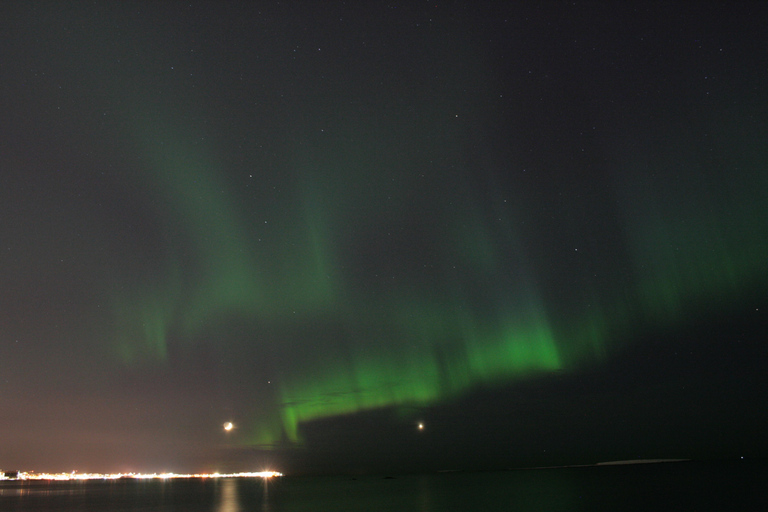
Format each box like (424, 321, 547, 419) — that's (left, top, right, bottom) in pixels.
(418, 422, 424, 430)
(224, 422, 234, 431)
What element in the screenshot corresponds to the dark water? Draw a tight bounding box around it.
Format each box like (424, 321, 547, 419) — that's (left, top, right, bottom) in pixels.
(1, 460, 765, 511)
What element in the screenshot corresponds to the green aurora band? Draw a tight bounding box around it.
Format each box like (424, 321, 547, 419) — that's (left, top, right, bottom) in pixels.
(105, 105, 768, 447)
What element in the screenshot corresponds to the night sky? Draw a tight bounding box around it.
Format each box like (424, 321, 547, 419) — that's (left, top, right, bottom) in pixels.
(2, 2, 768, 476)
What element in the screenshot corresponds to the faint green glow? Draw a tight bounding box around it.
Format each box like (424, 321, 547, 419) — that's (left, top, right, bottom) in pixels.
(107, 113, 604, 445)
(615, 162, 768, 327)
(110, 116, 344, 365)
(107, 105, 768, 449)
(112, 288, 177, 364)
(142, 130, 266, 331)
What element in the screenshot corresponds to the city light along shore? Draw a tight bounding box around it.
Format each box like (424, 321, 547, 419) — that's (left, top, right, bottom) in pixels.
(0, 470, 282, 481)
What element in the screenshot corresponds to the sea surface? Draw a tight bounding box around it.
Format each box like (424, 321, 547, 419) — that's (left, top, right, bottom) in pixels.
(1, 460, 765, 511)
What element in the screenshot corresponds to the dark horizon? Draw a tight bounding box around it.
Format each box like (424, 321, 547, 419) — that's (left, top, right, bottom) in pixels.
(2, 1, 767, 477)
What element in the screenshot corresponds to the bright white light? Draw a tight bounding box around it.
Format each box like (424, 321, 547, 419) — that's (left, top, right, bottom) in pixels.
(418, 422, 424, 430)
(224, 422, 234, 431)
(6, 470, 282, 481)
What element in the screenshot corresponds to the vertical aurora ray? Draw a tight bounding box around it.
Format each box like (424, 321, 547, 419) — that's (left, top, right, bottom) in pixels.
(274, 305, 563, 443)
(7, 0, 768, 475)
(107, 108, 620, 446)
(108, 107, 768, 449)
(108, 118, 266, 363)
(140, 124, 266, 324)
(612, 116, 768, 328)
(101, 43, 768, 451)
(109, 114, 344, 365)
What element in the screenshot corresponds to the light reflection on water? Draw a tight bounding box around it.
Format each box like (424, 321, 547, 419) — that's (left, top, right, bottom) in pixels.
(216, 479, 240, 512)
(1, 462, 765, 511)
(214, 476, 273, 512)
(0, 486, 80, 497)
(261, 476, 272, 512)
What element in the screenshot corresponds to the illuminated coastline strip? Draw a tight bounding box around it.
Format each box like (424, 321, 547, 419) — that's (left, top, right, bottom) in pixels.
(1, 471, 282, 481)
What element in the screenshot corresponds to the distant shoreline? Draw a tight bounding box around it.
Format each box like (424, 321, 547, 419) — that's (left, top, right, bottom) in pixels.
(595, 458, 690, 466)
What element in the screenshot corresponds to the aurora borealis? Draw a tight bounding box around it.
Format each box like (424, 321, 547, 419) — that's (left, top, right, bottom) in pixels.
(2, 2, 767, 475)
